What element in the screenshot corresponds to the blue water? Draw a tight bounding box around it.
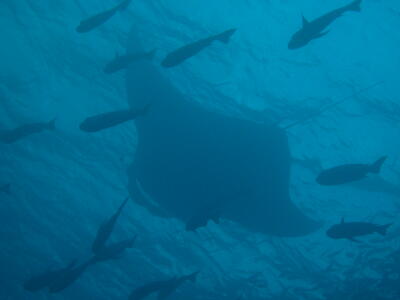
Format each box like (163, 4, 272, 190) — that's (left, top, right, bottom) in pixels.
(1, 0, 400, 299)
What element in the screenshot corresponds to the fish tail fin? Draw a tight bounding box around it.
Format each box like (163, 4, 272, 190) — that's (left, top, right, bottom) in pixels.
(369, 156, 387, 174)
(118, 0, 132, 11)
(216, 28, 237, 44)
(187, 271, 200, 283)
(47, 118, 56, 131)
(376, 223, 392, 236)
(348, 0, 362, 12)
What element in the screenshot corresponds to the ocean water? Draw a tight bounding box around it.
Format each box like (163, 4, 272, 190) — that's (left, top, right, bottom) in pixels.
(1, 0, 400, 299)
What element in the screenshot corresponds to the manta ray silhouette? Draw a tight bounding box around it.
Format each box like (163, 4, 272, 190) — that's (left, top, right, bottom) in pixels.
(126, 33, 319, 237)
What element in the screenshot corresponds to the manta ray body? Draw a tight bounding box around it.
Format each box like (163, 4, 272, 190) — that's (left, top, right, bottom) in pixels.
(126, 34, 319, 237)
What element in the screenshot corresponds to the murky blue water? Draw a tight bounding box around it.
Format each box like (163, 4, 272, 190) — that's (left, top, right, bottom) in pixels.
(1, 0, 400, 299)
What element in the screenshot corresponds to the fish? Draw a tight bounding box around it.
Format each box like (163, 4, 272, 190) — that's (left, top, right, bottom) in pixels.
(104, 50, 156, 74)
(0, 119, 55, 144)
(76, 0, 132, 33)
(294, 156, 400, 197)
(161, 28, 236, 68)
(92, 197, 129, 254)
(326, 218, 392, 242)
(288, 0, 362, 49)
(129, 271, 199, 300)
(79, 105, 150, 133)
(0, 183, 11, 195)
(316, 156, 387, 186)
(126, 29, 320, 237)
(48, 259, 95, 293)
(93, 236, 136, 262)
(23, 260, 77, 292)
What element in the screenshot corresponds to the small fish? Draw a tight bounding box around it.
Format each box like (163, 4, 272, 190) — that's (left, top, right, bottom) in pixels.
(316, 156, 387, 186)
(76, 0, 132, 33)
(288, 0, 362, 49)
(161, 29, 236, 68)
(92, 197, 129, 254)
(327, 218, 392, 242)
(0, 184, 11, 195)
(79, 105, 150, 133)
(0, 119, 55, 144)
(104, 50, 156, 74)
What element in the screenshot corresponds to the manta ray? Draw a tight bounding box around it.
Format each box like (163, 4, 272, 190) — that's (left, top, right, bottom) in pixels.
(125, 32, 319, 237)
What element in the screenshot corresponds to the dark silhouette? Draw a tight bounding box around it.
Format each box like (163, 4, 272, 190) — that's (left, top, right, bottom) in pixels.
(327, 218, 392, 242)
(161, 29, 236, 68)
(0, 119, 55, 144)
(76, 0, 132, 33)
(288, 0, 362, 49)
(317, 156, 387, 186)
(79, 105, 150, 132)
(126, 35, 320, 236)
(92, 197, 129, 254)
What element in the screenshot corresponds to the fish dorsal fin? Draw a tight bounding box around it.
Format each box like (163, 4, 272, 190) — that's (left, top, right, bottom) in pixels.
(341, 217, 345, 224)
(302, 15, 309, 27)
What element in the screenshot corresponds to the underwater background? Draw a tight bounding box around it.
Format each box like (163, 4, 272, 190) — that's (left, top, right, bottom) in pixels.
(1, 0, 400, 299)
